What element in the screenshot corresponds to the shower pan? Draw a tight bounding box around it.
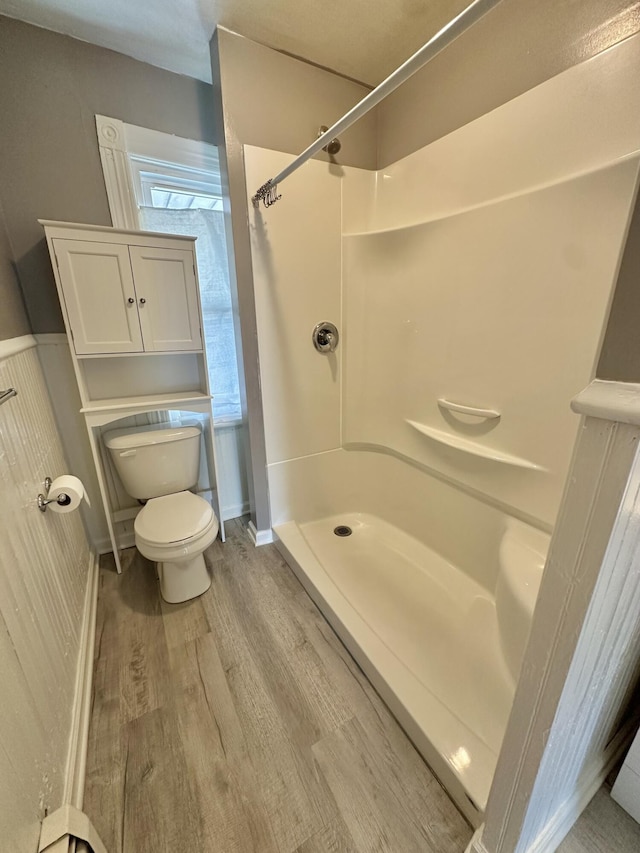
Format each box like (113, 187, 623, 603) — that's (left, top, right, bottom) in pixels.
(243, 33, 640, 826)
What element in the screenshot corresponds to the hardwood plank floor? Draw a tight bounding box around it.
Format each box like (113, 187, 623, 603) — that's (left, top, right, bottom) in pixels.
(84, 518, 473, 852)
(558, 787, 640, 852)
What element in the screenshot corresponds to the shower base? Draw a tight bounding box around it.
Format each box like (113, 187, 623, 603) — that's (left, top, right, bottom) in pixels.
(274, 511, 515, 826)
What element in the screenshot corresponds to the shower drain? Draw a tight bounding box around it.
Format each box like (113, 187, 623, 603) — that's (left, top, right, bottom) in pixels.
(334, 525, 353, 537)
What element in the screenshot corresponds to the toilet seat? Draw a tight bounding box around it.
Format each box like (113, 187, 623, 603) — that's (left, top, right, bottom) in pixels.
(135, 491, 214, 545)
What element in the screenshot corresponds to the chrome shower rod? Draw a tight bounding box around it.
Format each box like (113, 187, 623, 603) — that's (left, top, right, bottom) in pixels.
(252, 0, 504, 207)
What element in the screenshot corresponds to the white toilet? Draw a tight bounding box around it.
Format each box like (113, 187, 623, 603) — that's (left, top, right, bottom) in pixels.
(104, 424, 219, 604)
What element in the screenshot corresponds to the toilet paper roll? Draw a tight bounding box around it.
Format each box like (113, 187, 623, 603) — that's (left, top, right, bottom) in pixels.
(47, 475, 91, 514)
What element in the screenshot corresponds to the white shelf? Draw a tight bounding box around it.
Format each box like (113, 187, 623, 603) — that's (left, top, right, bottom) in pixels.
(81, 391, 211, 414)
(76, 348, 203, 360)
(406, 419, 545, 471)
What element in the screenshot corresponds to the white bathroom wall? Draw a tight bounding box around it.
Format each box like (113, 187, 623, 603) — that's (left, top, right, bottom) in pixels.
(0, 337, 92, 852)
(244, 147, 343, 465)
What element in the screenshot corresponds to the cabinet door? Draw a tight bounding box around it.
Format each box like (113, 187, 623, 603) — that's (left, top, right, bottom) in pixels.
(128, 246, 203, 352)
(53, 239, 143, 354)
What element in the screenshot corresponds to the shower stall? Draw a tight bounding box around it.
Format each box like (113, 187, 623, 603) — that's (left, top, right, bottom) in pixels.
(243, 34, 640, 825)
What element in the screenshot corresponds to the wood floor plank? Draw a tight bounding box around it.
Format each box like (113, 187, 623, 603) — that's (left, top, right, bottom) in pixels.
(116, 557, 172, 723)
(313, 716, 470, 853)
(295, 816, 358, 853)
(85, 556, 176, 850)
(168, 633, 280, 852)
(83, 694, 127, 851)
(160, 593, 211, 649)
(122, 707, 204, 852)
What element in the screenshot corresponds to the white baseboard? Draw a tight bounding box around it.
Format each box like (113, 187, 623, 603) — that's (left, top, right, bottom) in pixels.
(94, 537, 112, 555)
(247, 520, 275, 546)
(95, 532, 135, 555)
(63, 550, 100, 810)
(466, 826, 488, 853)
(222, 501, 251, 521)
(39, 804, 106, 853)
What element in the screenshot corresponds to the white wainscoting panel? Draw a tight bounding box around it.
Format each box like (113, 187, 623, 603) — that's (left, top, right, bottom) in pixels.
(36, 334, 109, 548)
(0, 341, 91, 851)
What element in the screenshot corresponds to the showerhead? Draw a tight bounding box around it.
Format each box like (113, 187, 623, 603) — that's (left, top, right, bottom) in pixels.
(318, 125, 342, 156)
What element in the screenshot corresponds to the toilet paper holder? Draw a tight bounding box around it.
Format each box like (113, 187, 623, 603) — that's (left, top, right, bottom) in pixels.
(38, 477, 71, 512)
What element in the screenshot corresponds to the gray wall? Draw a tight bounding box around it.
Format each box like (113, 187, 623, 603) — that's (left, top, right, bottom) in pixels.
(377, 0, 640, 166)
(211, 28, 376, 534)
(597, 191, 640, 382)
(0, 16, 215, 334)
(0, 198, 30, 341)
(213, 27, 377, 167)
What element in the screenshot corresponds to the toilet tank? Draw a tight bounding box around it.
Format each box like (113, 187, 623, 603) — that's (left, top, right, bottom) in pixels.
(104, 424, 201, 500)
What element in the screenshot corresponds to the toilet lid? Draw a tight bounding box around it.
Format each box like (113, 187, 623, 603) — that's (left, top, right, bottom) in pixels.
(135, 491, 214, 544)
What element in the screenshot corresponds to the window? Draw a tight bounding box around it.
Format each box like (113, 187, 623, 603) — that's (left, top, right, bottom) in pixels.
(131, 161, 241, 423)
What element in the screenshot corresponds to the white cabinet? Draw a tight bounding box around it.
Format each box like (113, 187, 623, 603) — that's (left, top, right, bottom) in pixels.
(53, 239, 143, 354)
(52, 234, 202, 355)
(129, 246, 202, 352)
(40, 220, 224, 573)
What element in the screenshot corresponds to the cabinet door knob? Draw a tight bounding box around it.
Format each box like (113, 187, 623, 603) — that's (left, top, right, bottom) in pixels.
(127, 298, 135, 304)
(139, 298, 146, 304)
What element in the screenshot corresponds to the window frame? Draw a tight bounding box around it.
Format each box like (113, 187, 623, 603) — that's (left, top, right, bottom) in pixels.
(95, 114, 221, 229)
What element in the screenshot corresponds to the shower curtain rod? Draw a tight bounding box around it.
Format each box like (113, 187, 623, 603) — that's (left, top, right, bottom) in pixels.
(251, 0, 504, 208)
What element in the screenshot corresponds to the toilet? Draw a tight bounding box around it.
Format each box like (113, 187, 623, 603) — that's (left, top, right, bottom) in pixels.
(104, 424, 219, 604)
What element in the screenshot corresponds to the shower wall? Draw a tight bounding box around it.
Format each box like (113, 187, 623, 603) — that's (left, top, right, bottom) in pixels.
(245, 31, 640, 544)
(343, 161, 639, 528)
(245, 153, 343, 467)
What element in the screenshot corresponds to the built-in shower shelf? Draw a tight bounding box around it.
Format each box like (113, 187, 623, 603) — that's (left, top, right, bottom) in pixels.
(405, 420, 544, 471)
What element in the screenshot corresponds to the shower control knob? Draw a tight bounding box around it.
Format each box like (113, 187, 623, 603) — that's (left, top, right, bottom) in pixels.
(312, 321, 339, 353)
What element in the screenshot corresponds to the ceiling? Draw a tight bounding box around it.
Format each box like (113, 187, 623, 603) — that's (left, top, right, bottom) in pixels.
(0, 0, 470, 86)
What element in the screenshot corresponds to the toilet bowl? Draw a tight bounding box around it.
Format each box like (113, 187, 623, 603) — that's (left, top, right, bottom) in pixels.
(104, 424, 219, 604)
(135, 490, 219, 603)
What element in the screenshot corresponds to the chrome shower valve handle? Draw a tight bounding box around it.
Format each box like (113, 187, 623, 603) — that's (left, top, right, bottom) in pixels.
(312, 322, 339, 353)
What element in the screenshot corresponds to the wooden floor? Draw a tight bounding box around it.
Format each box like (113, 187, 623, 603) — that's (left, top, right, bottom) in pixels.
(84, 518, 473, 852)
(558, 786, 640, 852)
